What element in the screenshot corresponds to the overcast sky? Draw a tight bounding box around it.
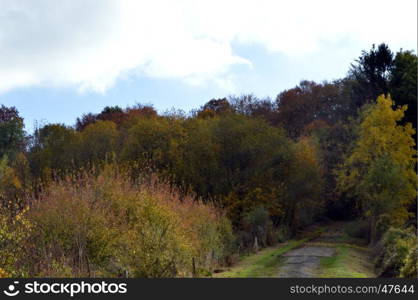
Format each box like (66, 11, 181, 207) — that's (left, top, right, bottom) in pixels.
(0, 0, 416, 131)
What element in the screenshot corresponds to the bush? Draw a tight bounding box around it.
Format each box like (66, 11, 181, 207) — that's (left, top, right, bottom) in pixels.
(27, 172, 126, 277)
(16, 166, 232, 277)
(400, 243, 417, 278)
(118, 193, 191, 277)
(215, 216, 237, 266)
(375, 227, 417, 277)
(0, 208, 32, 277)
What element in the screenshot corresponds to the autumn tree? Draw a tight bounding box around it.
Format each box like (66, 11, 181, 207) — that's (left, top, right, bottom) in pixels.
(75, 106, 123, 130)
(337, 95, 416, 244)
(29, 124, 79, 182)
(275, 80, 351, 139)
(197, 98, 233, 118)
(311, 119, 359, 218)
(121, 117, 185, 172)
(285, 137, 324, 232)
(79, 121, 119, 167)
(174, 114, 293, 227)
(76, 104, 157, 131)
(75, 113, 97, 131)
(229, 94, 277, 124)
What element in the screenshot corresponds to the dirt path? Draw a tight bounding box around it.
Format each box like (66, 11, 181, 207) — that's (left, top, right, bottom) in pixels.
(277, 222, 368, 278)
(277, 246, 335, 277)
(215, 221, 375, 278)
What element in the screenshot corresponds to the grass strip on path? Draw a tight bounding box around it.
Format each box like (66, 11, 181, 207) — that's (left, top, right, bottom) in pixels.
(317, 244, 375, 278)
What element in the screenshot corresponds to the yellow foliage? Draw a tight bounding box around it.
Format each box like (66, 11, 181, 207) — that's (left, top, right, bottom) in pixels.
(338, 95, 416, 227)
(0, 208, 32, 276)
(0, 267, 8, 278)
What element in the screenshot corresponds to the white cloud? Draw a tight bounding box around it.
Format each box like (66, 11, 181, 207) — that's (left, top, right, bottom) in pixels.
(0, 0, 416, 93)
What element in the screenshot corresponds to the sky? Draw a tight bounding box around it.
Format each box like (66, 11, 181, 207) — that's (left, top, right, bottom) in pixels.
(0, 0, 417, 132)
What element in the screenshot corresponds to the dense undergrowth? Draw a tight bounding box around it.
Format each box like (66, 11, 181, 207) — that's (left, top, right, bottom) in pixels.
(0, 166, 235, 277)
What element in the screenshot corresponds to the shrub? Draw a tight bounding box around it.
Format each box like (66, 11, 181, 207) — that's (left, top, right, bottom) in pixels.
(27, 174, 121, 277)
(20, 166, 232, 277)
(400, 243, 417, 278)
(375, 227, 417, 277)
(215, 216, 237, 266)
(0, 208, 32, 277)
(118, 193, 191, 277)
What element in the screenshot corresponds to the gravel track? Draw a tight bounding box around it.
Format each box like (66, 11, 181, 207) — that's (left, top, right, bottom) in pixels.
(277, 225, 344, 278)
(277, 246, 335, 277)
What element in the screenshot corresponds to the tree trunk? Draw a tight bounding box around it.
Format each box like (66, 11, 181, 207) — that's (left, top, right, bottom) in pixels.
(192, 257, 196, 277)
(253, 236, 259, 253)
